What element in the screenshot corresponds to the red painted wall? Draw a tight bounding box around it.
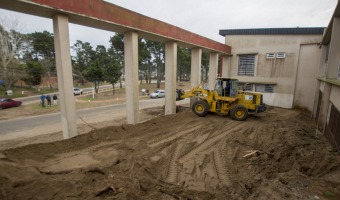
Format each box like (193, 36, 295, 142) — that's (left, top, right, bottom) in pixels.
(31, 0, 231, 54)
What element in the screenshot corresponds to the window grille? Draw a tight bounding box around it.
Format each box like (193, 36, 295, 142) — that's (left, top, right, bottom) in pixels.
(277, 52, 286, 59)
(238, 54, 255, 76)
(238, 83, 253, 91)
(255, 84, 274, 93)
(266, 53, 275, 59)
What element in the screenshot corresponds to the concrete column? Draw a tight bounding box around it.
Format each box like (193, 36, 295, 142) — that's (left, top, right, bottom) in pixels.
(221, 55, 231, 77)
(53, 15, 77, 139)
(318, 82, 332, 131)
(327, 17, 340, 79)
(191, 48, 202, 87)
(124, 31, 139, 124)
(318, 45, 329, 77)
(208, 53, 219, 90)
(165, 41, 177, 115)
(312, 81, 321, 119)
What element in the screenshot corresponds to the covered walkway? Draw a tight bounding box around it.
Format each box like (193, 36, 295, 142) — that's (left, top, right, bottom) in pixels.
(0, 0, 231, 139)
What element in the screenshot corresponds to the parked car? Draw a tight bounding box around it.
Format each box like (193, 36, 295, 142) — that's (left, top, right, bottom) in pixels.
(0, 98, 22, 110)
(73, 88, 83, 95)
(149, 90, 165, 98)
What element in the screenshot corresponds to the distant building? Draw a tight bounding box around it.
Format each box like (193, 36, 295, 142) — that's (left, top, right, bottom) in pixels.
(219, 27, 324, 110)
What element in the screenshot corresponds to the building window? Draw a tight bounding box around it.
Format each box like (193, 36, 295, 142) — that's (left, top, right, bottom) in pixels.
(266, 53, 275, 59)
(255, 84, 274, 93)
(238, 83, 253, 91)
(276, 52, 286, 59)
(238, 54, 256, 76)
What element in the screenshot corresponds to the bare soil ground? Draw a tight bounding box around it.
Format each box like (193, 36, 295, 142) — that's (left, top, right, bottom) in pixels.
(0, 107, 340, 200)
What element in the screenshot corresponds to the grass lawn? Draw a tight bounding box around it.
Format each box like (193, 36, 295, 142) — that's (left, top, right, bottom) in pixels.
(0, 86, 58, 99)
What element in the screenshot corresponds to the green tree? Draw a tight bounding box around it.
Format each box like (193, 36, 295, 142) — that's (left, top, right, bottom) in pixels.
(27, 31, 55, 88)
(138, 38, 152, 84)
(103, 59, 121, 95)
(84, 64, 104, 94)
(85, 45, 110, 93)
(109, 34, 124, 56)
(24, 61, 45, 87)
(72, 40, 95, 85)
(177, 47, 191, 81)
(146, 40, 164, 88)
(27, 31, 54, 60)
(108, 33, 124, 88)
(96, 45, 122, 94)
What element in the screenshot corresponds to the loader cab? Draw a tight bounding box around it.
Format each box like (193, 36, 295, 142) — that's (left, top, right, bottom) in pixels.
(215, 78, 238, 98)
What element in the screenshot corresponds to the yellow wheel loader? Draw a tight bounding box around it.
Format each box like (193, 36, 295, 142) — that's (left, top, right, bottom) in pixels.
(176, 78, 266, 121)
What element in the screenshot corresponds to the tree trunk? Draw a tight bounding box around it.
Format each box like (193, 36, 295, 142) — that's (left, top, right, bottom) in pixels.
(157, 71, 160, 88)
(112, 83, 115, 95)
(156, 58, 161, 89)
(148, 61, 152, 84)
(179, 67, 183, 82)
(47, 74, 52, 89)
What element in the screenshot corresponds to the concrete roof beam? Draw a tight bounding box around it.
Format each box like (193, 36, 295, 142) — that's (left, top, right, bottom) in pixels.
(0, 0, 231, 54)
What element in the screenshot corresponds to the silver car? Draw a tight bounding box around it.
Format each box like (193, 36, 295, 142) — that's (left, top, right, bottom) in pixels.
(149, 90, 165, 98)
(73, 88, 83, 95)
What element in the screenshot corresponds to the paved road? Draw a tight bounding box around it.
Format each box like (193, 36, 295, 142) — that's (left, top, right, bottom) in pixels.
(13, 80, 165, 105)
(14, 84, 115, 105)
(0, 98, 189, 139)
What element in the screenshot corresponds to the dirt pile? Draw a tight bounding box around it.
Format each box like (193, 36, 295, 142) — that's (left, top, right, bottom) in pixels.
(0, 107, 339, 200)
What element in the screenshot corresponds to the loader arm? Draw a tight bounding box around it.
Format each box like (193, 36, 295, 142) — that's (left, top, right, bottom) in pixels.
(176, 85, 210, 101)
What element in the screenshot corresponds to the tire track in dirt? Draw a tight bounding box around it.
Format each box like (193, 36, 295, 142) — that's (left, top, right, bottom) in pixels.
(164, 143, 184, 184)
(213, 149, 232, 186)
(57, 140, 121, 155)
(147, 124, 208, 148)
(223, 143, 240, 164)
(160, 194, 176, 200)
(145, 119, 200, 137)
(178, 121, 243, 164)
(210, 120, 234, 136)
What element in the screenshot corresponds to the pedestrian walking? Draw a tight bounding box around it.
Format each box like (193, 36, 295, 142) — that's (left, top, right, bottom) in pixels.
(53, 94, 58, 106)
(40, 94, 46, 107)
(46, 94, 51, 106)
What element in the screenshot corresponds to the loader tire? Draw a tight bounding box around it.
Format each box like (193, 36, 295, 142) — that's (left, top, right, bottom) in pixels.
(230, 105, 248, 121)
(192, 100, 209, 117)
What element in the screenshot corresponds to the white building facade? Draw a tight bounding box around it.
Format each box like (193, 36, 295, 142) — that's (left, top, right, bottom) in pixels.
(219, 28, 324, 110)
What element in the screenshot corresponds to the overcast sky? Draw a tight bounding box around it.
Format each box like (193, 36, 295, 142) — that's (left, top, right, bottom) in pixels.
(0, 0, 338, 48)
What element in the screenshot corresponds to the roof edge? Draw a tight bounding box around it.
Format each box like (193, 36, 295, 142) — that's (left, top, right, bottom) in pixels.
(219, 27, 326, 36)
(322, 0, 340, 45)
